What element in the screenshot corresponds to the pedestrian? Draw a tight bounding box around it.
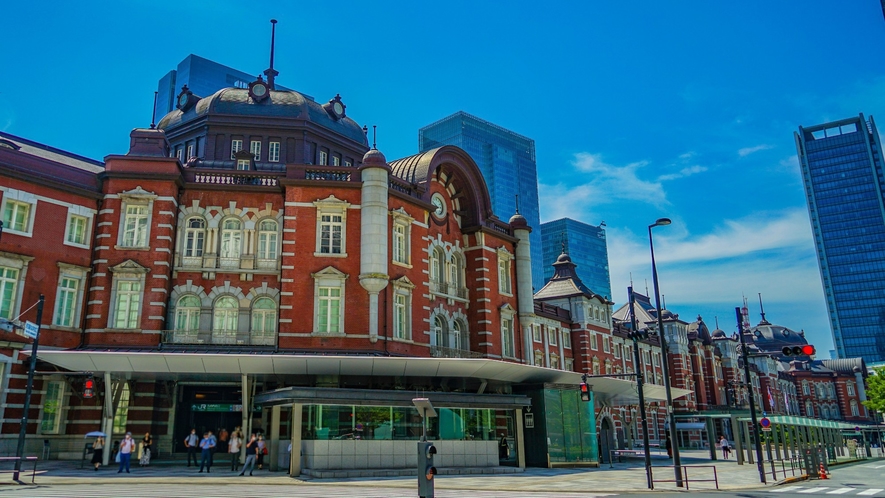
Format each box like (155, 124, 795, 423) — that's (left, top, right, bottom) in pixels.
(665, 436, 672, 459)
(256, 434, 266, 470)
(198, 432, 215, 473)
(229, 429, 242, 471)
(218, 427, 229, 453)
(117, 432, 136, 473)
(184, 428, 199, 467)
(719, 435, 730, 459)
(92, 436, 104, 471)
(499, 433, 508, 459)
(238, 433, 258, 476)
(140, 432, 153, 466)
(208, 430, 217, 466)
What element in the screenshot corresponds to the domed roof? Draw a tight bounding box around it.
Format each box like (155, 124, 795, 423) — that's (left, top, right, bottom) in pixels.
(747, 323, 808, 353)
(157, 88, 369, 147)
(711, 329, 727, 339)
(555, 253, 572, 264)
(509, 212, 528, 228)
(360, 148, 389, 170)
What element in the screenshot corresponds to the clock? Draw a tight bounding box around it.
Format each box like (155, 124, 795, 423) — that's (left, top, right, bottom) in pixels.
(333, 101, 344, 117)
(431, 193, 446, 218)
(178, 93, 189, 109)
(252, 82, 267, 97)
(177, 85, 194, 111)
(249, 79, 270, 102)
(324, 94, 346, 120)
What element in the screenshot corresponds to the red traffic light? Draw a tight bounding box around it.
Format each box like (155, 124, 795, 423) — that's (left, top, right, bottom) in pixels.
(579, 382, 591, 402)
(83, 378, 95, 399)
(801, 345, 815, 356)
(782, 345, 816, 357)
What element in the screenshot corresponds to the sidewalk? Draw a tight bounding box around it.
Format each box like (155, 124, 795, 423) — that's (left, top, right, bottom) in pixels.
(6, 449, 880, 493)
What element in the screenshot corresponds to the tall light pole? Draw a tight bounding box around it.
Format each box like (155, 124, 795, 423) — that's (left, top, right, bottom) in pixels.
(648, 217, 682, 487)
(735, 306, 767, 484)
(13, 294, 44, 481)
(628, 286, 654, 489)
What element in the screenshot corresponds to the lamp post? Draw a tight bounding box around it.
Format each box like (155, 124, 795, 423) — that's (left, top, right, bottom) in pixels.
(628, 286, 654, 489)
(13, 294, 44, 481)
(736, 306, 767, 484)
(648, 217, 682, 487)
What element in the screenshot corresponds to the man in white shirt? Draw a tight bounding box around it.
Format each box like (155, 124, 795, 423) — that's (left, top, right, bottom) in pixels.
(117, 432, 136, 473)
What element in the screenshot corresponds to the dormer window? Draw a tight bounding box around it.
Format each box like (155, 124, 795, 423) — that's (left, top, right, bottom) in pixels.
(237, 159, 251, 171)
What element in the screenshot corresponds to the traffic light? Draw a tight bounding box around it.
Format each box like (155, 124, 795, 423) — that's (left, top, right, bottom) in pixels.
(417, 441, 437, 498)
(579, 382, 591, 402)
(83, 376, 95, 399)
(627, 328, 649, 341)
(782, 345, 815, 357)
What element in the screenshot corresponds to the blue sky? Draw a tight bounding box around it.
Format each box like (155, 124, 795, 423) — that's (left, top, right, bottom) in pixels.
(3, 1, 885, 353)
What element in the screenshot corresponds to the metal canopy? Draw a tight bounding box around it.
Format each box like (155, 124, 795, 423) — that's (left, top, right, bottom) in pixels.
(255, 386, 531, 410)
(32, 350, 690, 404)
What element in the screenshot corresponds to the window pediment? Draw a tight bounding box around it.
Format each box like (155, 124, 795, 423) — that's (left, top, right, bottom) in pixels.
(109, 259, 150, 274)
(311, 266, 349, 280)
(391, 276, 415, 289)
(118, 186, 158, 201)
(313, 195, 350, 211)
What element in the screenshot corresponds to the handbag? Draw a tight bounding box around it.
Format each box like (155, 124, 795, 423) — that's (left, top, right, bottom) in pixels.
(263, 447, 268, 455)
(115, 451, 121, 463)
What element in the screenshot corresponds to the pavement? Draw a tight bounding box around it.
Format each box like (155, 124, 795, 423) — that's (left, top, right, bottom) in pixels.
(1, 449, 881, 494)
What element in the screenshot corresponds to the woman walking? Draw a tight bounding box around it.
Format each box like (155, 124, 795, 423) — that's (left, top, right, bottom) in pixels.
(229, 429, 242, 471)
(140, 432, 153, 466)
(238, 433, 258, 476)
(719, 435, 731, 459)
(256, 434, 266, 470)
(91, 436, 104, 471)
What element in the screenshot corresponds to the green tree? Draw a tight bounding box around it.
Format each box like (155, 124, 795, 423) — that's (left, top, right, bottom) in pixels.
(862, 366, 885, 414)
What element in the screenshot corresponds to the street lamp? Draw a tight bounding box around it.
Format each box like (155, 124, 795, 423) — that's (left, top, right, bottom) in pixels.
(628, 286, 654, 489)
(648, 217, 683, 487)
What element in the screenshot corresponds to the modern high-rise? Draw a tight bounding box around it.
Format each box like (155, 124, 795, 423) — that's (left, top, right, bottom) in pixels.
(795, 114, 885, 363)
(154, 54, 293, 122)
(540, 218, 612, 300)
(419, 112, 544, 288)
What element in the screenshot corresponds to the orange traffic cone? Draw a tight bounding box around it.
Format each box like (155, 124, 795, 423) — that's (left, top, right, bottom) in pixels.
(819, 462, 828, 479)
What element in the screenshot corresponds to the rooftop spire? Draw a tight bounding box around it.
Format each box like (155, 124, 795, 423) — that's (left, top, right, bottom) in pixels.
(150, 91, 158, 129)
(264, 19, 279, 90)
(515, 194, 520, 214)
(372, 125, 377, 149)
(758, 292, 771, 325)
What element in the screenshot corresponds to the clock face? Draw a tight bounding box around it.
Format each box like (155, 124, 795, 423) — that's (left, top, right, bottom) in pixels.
(178, 94, 189, 108)
(431, 194, 445, 217)
(252, 83, 267, 97)
(333, 102, 344, 116)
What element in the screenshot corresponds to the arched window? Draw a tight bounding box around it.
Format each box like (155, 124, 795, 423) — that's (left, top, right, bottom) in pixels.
(219, 218, 242, 264)
(449, 253, 464, 289)
(213, 296, 239, 333)
(175, 295, 201, 331)
(805, 401, 814, 417)
(433, 315, 447, 347)
(257, 220, 278, 261)
(453, 320, 469, 351)
(430, 247, 445, 283)
(821, 405, 830, 419)
(251, 297, 277, 336)
(850, 400, 859, 417)
(183, 218, 206, 258)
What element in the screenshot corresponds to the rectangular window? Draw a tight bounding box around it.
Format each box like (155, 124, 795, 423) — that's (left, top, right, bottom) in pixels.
(176, 148, 183, 161)
(548, 327, 557, 346)
(590, 332, 598, 351)
(393, 224, 407, 264)
(847, 383, 855, 396)
(3, 200, 31, 233)
(40, 381, 64, 434)
(231, 139, 243, 159)
(498, 259, 511, 294)
(502, 317, 514, 357)
(344, 160, 352, 168)
(0, 267, 20, 320)
(250, 140, 261, 161)
(187, 144, 194, 159)
(237, 159, 250, 170)
(269, 141, 280, 162)
(318, 287, 341, 333)
(332, 156, 340, 166)
(532, 324, 541, 343)
(319, 150, 328, 165)
(114, 280, 141, 329)
(394, 293, 407, 339)
(562, 330, 571, 348)
(121, 205, 148, 247)
(113, 383, 130, 434)
(53, 277, 79, 327)
(564, 358, 574, 372)
(66, 215, 88, 246)
(603, 336, 610, 353)
(319, 214, 343, 254)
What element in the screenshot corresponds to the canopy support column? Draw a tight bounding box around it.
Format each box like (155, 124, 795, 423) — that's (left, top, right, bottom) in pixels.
(289, 403, 302, 477)
(269, 405, 281, 471)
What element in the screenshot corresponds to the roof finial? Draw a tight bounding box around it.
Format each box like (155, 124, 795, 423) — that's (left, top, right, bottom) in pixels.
(515, 194, 520, 214)
(560, 231, 566, 254)
(629, 272, 633, 287)
(264, 19, 279, 90)
(714, 316, 719, 329)
(645, 279, 649, 296)
(150, 91, 158, 129)
(372, 125, 377, 149)
(662, 294, 666, 310)
(758, 292, 770, 325)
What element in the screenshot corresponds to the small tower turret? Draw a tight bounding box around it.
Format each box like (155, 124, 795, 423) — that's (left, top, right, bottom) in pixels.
(358, 148, 390, 343)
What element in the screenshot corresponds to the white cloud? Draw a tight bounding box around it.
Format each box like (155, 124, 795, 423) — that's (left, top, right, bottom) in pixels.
(738, 144, 774, 157)
(657, 165, 708, 181)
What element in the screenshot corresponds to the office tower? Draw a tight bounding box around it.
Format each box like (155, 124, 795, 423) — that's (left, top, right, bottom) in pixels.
(795, 114, 885, 363)
(540, 218, 612, 300)
(419, 111, 544, 288)
(154, 54, 293, 122)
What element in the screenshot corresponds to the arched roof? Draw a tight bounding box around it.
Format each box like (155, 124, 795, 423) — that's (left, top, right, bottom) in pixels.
(389, 146, 494, 228)
(157, 88, 368, 147)
(747, 323, 808, 353)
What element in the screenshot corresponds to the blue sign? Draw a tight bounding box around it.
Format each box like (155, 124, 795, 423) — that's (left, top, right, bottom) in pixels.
(23, 321, 39, 339)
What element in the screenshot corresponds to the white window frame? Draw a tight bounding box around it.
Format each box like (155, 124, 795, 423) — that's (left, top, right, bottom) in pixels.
(0, 189, 37, 237)
(500, 305, 516, 359)
(187, 144, 195, 160)
(251, 297, 277, 336)
(548, 326, 557, 346)
(332, 155, 340, 166)
(603, 336, 610, 353)
(311, 266, 347, 335)
(850, 400, 859, 417)
(390, 209, 413, 267)
(313, 196, 349, 257)
(257, 219, 279, 261)
(52, 263, 89, 329)
(497, 248, 513, 295)
(344, 159, 352, 168)
(590, 331, 598, 351)
(319, 150, 328, 165)
(63, 204, 94, 248)
(231, 139, 243, 160)
(212, 296, 239, 334)
(115, 188, 156, 250)
(182, 217, 206, 259)
(269, 141, 280, 163)
(250, 140, 261, 161)
(847, 383, 855, 396)
(562, 329, 571, 349)
(564, 358, 574, 372)
(0, 252, 33, 322)
(107, 260, 148, 330)
(532, 324, 542, 343)
(174, 295, 202, 332)
(219, 217, 243, 267)
(391, 277, 414, 341)
(40, 380, 65, 434)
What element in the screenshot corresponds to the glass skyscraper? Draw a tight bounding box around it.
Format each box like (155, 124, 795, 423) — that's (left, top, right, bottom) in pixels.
(419, 112, 545, 289)
(540, 218, 612, 300)
(795, 114, 885, 363)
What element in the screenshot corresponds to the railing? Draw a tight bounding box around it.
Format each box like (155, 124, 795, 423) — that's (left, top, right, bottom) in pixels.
(218, 257, 240, 270)
(188, 170, 281, 187)
(429, 280, 468, 300)
(161, 329, 276, 346)
(768, 456, 800, 480)
(651, 464, 719, 491)
(181, 256, 202, 268)
(0, 456, 38, 483)
(287, 165, 361, 183)
(430, 345, 483, 359)
(256, 259, 278, 270)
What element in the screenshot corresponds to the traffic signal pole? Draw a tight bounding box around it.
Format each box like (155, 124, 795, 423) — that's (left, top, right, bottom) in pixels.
(628, 286, 654, 489)
(736, 306, 767, 484)
(13, 295, 44, 481)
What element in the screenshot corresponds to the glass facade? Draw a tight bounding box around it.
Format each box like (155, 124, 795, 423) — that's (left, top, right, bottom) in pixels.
(419, 112, 545, 289)
(796, 114, 885, 363)
(540, 218, 612, 300)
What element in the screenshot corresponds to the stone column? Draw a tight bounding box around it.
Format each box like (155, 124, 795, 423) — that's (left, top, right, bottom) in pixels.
(515, 408, 526, 468)
(744, 420, 754, 464)
(511, 214, 535, 365)
(101, 372, 115, 466)
(269, 406, 281, 471)
(290, 403, 303, 477)
(241, 374, 250, 462)
(358, 149, 390, 343)
(731, 416, 745, 465)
